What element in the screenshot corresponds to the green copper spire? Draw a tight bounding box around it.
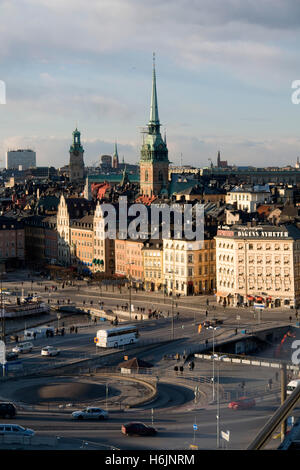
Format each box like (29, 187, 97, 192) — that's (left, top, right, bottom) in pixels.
(149, 52, 160, 126)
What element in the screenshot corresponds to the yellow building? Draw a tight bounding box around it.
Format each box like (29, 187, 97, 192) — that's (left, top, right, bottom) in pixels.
(143, 240, 164, 291)
(163, 237, 216, 296)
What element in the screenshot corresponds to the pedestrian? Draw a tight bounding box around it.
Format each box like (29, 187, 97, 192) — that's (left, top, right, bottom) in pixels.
(289, 316, 292, 323)
(205, 310, 208, 317)
(75, 327, 78, 334)
(268, 379, 272, 390)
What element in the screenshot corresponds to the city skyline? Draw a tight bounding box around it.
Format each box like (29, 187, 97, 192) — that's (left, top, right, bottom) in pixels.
(1, 1, 300, 168)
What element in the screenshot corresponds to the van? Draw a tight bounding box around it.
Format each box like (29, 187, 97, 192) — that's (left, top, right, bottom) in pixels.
(287, 379, 300, 396)
(24, 326, 54, 339)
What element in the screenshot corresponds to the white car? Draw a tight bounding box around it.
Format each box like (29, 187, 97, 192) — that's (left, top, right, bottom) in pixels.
(41, 346, 60, 357)
(12, 342, 33, 354)
(72, 407, 109, 420)
(0, 424, 35, 437)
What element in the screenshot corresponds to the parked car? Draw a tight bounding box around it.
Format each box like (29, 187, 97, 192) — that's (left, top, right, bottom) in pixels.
(121, 422, 157, 436)
(0, 403, 16, 418)
(12, 342, 33, 354)
(228, 397, 256, 410)
(72, 407, 109, 420)
(0, 424, 34, 436)
(41, 346, 60, 357)
(5, 351, 18, 361)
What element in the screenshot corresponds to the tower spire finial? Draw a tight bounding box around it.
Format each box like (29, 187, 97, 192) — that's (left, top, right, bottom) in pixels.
(149, 52, 160, 126)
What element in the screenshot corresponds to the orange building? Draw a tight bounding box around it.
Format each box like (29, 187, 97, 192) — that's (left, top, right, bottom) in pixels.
(115, 238, 145, 286)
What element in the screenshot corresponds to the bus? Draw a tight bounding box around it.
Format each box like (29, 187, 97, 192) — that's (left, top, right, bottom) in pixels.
(96, 326, 139, 348)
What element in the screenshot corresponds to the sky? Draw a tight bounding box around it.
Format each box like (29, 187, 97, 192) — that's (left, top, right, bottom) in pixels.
(1, 0, 300, 169)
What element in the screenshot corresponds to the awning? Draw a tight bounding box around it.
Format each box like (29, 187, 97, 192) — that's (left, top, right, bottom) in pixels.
(216, 292, 230, 297)
(247, 295, 255, 300)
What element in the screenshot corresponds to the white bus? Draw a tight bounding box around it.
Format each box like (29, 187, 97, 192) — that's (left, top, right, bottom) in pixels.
(96, 326, 139, 348)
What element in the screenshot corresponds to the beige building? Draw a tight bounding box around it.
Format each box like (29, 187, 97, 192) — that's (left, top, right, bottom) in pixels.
(92, 202, 115, 276)
(163, 236, 216, 296)
(142, 240, 164, 291)
(215, 224, 300, 308)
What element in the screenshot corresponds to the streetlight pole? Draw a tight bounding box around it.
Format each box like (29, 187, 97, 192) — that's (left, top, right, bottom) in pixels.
(217, 361, 220, 448)
(212, 327, 215, 402)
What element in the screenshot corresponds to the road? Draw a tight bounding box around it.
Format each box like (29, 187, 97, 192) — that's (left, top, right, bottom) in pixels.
(0, 269, 299, 451)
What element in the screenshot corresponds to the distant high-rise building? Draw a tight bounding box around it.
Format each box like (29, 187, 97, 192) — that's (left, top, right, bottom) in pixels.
(69, 128, 85, 182)
(6, 149, 36, 170)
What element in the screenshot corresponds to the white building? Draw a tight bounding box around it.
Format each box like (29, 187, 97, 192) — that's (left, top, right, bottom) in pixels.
(215, 224, 300, 308)
(6, 149, 36, 170)
(226, 185, 271, 212)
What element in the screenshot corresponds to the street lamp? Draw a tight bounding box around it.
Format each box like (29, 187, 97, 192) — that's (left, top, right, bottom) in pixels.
(212, 327, 215, 402)
(216, 360, 220, 448)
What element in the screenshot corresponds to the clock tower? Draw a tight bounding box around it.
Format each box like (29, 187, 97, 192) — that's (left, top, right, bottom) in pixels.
(140, 55, 169, 197)
(69, 127, 85, 183)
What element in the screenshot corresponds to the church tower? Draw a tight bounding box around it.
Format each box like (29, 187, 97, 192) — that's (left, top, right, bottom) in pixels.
(69, 128, 85, 182)
(112, 142, 119, 169)
(139, 55, 169, 197)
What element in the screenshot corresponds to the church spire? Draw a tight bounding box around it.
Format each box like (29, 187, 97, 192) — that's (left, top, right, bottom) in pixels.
(149, 52, 160, 127)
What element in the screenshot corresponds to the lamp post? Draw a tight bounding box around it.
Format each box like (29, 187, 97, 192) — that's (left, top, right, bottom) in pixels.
(212, 327, 215, 402)
(216, 360, 220, 448)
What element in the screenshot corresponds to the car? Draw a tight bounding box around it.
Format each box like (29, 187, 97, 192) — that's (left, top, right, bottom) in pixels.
(0, 403, 16, 418)
(5, 351, 18, 361)
(41, 346, 60, 357)
(228, 397, 256, 410)
(218, 355, 228, 360)
(12, 342, 33, 354)
(0, 424, 34, 436)
(71, 407, 109, 420)
(121, 422, 157, 436)
(210, 354, 219, 360)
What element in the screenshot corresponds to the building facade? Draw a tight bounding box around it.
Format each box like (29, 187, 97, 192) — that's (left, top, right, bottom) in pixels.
(143, 240, 164, 291)
(6, 149, 36, 170)
(163, 237, 216, 296)
(215, 224, 300, 308)
(92, 202, 115, 276)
